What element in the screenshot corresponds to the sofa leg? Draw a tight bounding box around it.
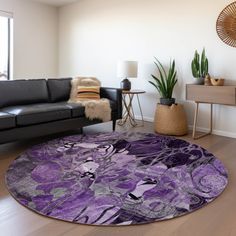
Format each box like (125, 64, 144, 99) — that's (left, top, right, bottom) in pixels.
(112, 119, 116, 131)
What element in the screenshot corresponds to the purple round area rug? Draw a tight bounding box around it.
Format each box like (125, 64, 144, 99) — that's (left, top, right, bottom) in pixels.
(5, 132, 228, 226)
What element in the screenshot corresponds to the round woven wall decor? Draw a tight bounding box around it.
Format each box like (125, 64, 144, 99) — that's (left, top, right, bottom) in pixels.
(216, 2, 236, 47)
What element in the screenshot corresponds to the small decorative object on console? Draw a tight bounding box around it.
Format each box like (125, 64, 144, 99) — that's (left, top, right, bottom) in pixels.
(204, 74, 212, 86)
(210, 78, 225, 86)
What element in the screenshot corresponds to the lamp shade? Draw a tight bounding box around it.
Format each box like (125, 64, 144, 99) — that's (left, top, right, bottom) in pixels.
(117, 61, 138, 78)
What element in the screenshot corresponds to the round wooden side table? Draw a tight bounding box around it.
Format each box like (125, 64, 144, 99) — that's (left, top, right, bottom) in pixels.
(118, 90, 146, 127)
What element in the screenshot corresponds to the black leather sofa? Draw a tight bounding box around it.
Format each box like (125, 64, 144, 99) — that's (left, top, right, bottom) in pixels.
(0, 78, 122, 144)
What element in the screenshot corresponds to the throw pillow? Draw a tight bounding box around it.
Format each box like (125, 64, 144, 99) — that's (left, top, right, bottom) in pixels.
(77, 86, 100, 100)
(68, 77, 101, 102)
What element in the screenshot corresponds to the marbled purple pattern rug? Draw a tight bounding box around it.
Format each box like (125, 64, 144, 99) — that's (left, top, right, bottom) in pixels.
(5, 132, 228, 226)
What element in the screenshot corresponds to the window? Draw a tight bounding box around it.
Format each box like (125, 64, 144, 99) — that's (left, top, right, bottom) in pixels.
(0, 11, 13, 80)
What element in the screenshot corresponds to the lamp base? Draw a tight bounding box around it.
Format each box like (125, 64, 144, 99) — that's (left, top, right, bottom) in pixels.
(120, 78, 131, 90)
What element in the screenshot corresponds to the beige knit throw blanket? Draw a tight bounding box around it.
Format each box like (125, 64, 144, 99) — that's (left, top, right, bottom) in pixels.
(68, 77, 111, 122)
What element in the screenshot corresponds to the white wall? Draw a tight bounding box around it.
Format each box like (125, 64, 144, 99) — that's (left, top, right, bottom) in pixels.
(58, 0, 236, 137)
(0, 0, 58, 79)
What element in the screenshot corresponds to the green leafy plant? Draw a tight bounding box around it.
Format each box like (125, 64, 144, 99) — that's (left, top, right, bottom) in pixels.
(191, 48, 208, 79)
(149, 57, 177, 99)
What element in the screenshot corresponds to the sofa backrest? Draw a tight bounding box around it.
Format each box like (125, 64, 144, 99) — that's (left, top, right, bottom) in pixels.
(47, 78, 72, 102)
(0, 79, 49, 108)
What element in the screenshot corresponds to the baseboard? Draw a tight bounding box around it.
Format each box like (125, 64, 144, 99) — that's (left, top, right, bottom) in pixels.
(135, 115, 236, 139)
(135, 116, 154, 123)
(188, 125, 236, 139)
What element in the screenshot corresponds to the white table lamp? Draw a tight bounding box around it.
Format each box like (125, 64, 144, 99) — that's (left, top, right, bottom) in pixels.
(117, 61, 138, 90)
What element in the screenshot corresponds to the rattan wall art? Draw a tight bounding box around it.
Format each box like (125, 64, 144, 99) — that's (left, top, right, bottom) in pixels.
(216, 2, 236, 47)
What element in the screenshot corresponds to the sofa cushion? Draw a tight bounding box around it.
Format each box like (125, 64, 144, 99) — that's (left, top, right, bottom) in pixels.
(61, 102, 85, 118)
(0, 79, 49, 108)
(47, 78, 72, 102)
(0, 112, 16, 130)
(2, 103, 71, 126)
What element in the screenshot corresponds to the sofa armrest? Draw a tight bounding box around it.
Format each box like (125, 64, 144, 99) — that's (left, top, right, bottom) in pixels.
(100, 87, 122, 119)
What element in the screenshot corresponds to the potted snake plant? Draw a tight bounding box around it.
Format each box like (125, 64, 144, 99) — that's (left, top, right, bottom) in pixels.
(191, 48, 208, 85)
(149, 57, 177, 106)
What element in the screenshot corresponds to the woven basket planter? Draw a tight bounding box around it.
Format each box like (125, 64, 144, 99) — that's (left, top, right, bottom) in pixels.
(154, 104, 188, 136)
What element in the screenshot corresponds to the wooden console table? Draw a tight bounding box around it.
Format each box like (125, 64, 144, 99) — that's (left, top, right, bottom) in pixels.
(186, 84, 236, 139)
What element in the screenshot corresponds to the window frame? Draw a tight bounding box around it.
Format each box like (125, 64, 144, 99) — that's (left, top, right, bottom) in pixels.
(0, 10, 13, 80)
(7, 18, 11, 80)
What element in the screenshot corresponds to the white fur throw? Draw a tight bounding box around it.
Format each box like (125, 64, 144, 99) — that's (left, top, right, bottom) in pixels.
(68, 77, 111, 122)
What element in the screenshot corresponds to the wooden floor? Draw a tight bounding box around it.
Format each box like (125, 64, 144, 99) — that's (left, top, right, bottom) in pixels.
(0, 121, 236, 236)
